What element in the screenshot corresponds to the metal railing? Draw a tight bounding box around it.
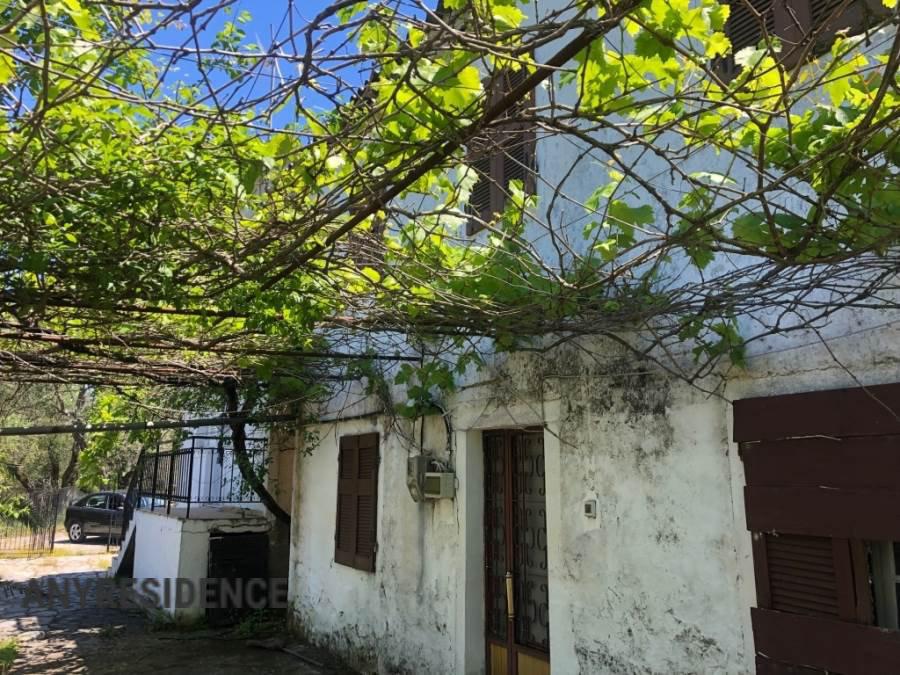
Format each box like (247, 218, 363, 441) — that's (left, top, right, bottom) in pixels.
(121, 434, 268, 540)
(0, 487, 64, 557)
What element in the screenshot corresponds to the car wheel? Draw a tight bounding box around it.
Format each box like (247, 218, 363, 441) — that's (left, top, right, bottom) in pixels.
(68, 521, 85, 543)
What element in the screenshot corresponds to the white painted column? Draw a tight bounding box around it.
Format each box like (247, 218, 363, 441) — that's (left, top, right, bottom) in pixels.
(542, 401, 574, 674)
(455, 428, 486, 675)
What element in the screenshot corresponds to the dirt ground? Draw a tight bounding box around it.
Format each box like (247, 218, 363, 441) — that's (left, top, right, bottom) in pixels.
(0, 537, 355, 674)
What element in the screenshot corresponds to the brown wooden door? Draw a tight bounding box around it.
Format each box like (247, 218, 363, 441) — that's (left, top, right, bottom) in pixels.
(484, 429, 550, 675)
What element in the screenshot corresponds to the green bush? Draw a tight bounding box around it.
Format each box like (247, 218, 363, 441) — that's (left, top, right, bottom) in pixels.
(0, 638, 18, 672)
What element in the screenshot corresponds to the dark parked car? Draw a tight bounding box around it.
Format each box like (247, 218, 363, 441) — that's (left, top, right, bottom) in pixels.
(65, 492, 124, 543)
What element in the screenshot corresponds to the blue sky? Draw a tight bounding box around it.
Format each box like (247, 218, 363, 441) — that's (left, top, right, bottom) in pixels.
(152, 1, 375, 125)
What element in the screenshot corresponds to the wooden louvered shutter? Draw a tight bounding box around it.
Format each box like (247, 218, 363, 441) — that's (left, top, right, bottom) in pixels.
(466, 68, 535, 235)
(807, 0, 886, 52)
(335, 433, 379, 572)
(728, 0, 776, 51)
(497, 68, 536, 199)
(466, 144, 496, 235)
(720, 0, 814, 74)
(752, 532, 867, 621)
(734, 384, 900, 674)
(722, 0, 887, 77)
(721, 0, 776, 78)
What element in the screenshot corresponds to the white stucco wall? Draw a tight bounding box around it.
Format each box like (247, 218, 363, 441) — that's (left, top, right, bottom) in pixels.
(133, 509, 270, 620)
(288, 317, 900, 674)
(133, 509, 183, 616)
(289, 415, 459, 672)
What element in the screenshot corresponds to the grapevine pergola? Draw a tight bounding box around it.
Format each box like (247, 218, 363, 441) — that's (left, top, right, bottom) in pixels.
(0, 0, 897, 393)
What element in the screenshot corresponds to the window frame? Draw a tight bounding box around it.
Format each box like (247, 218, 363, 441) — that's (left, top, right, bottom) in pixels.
(869, 542, 900, 630)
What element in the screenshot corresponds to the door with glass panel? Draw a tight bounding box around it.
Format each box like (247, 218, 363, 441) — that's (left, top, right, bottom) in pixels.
(484, 429, 550, 675)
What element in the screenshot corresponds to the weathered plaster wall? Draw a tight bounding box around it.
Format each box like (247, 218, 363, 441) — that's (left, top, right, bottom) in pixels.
(133, 510, 183, 615)
(459, 349, 749, 674)
(288, 342, 753, 674)
(133, 509, 270, 620)
(555, 379, 741, 672)
(289, 415, 459, 674)
(288, 307, 900, 675)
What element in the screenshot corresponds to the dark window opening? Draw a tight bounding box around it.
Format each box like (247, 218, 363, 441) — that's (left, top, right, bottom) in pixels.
(867, 541, 900, 630)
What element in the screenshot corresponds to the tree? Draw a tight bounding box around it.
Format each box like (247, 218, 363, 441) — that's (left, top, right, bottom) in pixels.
(0, 384, 90, 497)
(0, 0, 895, 403)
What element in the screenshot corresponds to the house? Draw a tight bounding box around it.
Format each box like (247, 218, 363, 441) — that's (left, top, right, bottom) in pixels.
(283, 3, 900, 674)
(112, 426, 296, 622)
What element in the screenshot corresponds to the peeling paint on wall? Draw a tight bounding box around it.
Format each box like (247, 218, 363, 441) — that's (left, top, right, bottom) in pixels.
(288, 323, 900, 674)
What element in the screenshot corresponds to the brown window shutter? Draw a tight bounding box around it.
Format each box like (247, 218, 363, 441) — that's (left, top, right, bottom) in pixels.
(728, 0, 777, 52)
(354, 433, 379, 572)
(723, 0, 888, 77)
(335, 433, 379, 572)
(751, 533, 877, 674)
(500, 130, 534, 196)
(746, 470, 874, 623)
(466, 73, 501, 236)
(754, 532, 843, 618)
(466, 68, 535, 235)
(466, 149, 494, 235)
(734, 388, 900, 673)
(720, 0, 777, 78)
(809, 0, 860, 36)
(722, 0, 813, 75)
(807, 0, 887, 51)
(497, 67, 536, 198)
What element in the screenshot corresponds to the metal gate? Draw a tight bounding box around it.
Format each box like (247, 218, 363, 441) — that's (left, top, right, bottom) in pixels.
(0, 488, 62, 557)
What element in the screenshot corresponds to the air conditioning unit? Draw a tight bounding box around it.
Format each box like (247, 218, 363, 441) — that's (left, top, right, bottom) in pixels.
(407, 455, 455, 501)
(422, 472, 455, 499)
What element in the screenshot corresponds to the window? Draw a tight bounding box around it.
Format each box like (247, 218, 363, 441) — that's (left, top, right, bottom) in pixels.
(84, 494, 107, 509)
(342, 213, 386, 271)
(735, 383, 900, 673)
(334, 433, 379, 572)
(722, 0, 888, 76)
(466, 68, 536, 235)
(870, 542, 900, 630)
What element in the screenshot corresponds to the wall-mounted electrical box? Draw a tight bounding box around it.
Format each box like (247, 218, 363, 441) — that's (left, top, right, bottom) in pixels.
(407, 455, 429, 502)
(407, 455, 455, 501)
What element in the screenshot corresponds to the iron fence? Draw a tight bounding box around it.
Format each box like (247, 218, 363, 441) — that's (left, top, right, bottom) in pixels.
(121, 434, 268, 539)
(0, 487, 64, 557)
